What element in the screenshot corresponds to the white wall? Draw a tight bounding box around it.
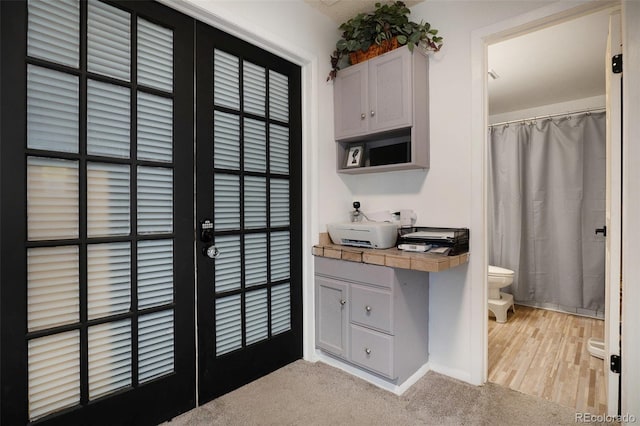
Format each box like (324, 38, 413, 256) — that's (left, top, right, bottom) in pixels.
(489, 95, 605, 124)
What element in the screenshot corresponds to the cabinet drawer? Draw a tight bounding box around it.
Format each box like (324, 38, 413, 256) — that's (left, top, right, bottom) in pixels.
(315, 257, 393, 289)
(350, 284, 392, 333)
(350, 325, 394, 379)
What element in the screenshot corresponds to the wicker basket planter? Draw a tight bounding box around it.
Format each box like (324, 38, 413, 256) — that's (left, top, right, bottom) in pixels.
(327, 1, 443, 81)
(349, 37, 399, 65)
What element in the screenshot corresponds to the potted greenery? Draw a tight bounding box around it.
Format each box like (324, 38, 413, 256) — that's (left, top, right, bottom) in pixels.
(327, 1, 443, 81)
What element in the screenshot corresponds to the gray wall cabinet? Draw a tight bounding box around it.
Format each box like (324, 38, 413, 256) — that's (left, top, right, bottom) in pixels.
(315, 257, 429, 384)
(333, 45, 430, 173)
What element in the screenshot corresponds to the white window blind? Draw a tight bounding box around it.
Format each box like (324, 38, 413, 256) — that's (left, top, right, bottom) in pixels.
(214, 49, 239, 110)
(87, 0, 130, 81)
(87, 242, 131, 320)
(214, 174, 240, 231)
(27, 0, 79, 68)
(28, 65, 79, 153)
(28, 331, 80, 421)
(271, 283, 291, 335)
(137, 18, 173, 92)
(137, 166, 173, 234)
(210, 46, 295, 357)
(138, 310, 174, 383)
(88, 319, 132, 400)
(269, 71, 289, 123)
(214, 111, 240, 170)
(245, 289, 268, 345)
(244, 118, 266, 172)
(244, 176, 266, 229)
(269, 125, 289, 174)
(28, 246, 79, 332)
(27, 157, 79, 241)
(214, 235, 241, 293)
(245, 233, 267, 287)
(87, 79, 130, 158)
(137, 92, 173, 162)
(24, 1, 179, 420)
(243, 61, 265, 116)
(87, 162, 130, 237)
(270, 179, 289, 227)
(270, 231, 290, 281)
(137, 240, 174, 309)
(215, 295, 242, 356)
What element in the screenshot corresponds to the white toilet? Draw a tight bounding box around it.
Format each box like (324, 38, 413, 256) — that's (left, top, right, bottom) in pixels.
(488, 265, 515, 323)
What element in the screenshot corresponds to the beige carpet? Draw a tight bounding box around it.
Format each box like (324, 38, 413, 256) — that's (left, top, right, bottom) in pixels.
(165, 360, 615, 425)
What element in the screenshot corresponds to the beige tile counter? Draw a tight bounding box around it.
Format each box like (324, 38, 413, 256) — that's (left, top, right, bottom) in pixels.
(312, 233, 469, 273)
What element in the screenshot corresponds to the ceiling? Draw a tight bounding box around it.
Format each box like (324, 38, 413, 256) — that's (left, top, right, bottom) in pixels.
(488, 9, 611, 115)
(303, 0, 423, 25)
(303, 1, 611, 116)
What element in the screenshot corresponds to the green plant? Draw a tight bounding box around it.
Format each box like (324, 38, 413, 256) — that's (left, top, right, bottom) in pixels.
(327, 1, 443, 81)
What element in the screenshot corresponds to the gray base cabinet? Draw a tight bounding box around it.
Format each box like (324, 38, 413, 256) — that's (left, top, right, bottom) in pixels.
(315, 257, 429, 384)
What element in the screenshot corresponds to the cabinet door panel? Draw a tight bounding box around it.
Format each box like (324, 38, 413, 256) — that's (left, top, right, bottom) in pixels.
(315, 277, 348, 357)
(369, 47, 412, 133)
(333, 64, 368, 140)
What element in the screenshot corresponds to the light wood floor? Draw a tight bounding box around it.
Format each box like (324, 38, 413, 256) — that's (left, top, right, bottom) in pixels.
(488, 305, 607, 415)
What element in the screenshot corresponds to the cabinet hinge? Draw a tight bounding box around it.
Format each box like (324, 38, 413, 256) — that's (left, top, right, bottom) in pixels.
(610, 354, 621, 374)
(612, 54, 623, 74)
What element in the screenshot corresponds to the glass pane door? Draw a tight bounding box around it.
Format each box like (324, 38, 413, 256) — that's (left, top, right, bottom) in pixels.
(195, 22, 302, 403)
(1, 1, 195, 424)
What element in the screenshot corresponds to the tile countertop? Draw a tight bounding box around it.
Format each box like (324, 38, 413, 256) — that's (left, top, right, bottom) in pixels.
(312, 233, 469, 273)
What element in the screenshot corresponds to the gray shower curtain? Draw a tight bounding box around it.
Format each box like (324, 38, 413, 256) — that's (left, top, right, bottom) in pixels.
(488, 111, 606, 312)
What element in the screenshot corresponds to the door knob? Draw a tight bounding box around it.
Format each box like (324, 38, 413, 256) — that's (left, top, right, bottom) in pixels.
(365, 305, 372, 312)
(360, 113, 366, 120)
(203, 245, 220, 259)
(340, 299, 346, 306)
(370, 110, 375, 117)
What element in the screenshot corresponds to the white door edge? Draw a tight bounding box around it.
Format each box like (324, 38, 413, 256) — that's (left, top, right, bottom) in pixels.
(605, 10, 622, 417)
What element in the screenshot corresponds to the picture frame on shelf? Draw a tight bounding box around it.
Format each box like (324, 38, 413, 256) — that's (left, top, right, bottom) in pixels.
(345, 144, 364, 168)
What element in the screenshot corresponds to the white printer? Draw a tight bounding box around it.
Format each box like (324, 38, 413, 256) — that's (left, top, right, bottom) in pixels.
(327, 222, 398, 249)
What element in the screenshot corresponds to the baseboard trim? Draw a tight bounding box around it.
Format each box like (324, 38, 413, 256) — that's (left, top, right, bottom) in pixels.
(314, 350, 430, 395)
(428, 362, 474, 384)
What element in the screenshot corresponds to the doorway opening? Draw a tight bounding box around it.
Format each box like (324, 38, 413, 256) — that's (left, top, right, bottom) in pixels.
(482, 5, 621, 416)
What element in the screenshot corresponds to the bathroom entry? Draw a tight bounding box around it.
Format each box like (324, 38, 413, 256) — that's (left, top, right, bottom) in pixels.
(487, 5, 621, 414)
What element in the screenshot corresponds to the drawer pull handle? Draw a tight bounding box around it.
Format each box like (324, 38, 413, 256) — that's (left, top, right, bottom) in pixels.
(360, 113, 366, 120)
(340, 299, 346, 306)
(370, 110, 375, 117)
(365, 305, 372, 312)
(365, 348, 371, 355)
